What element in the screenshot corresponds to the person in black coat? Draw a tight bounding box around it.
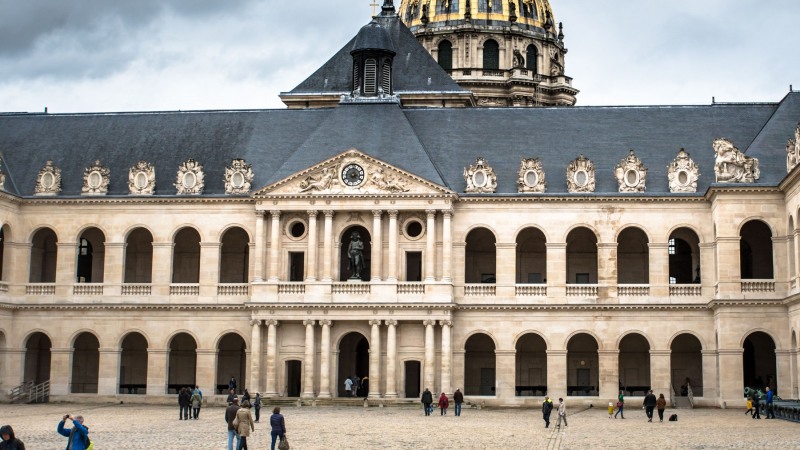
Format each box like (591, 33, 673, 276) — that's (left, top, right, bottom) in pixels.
(421, 388, 433, 416)
(178, 387, 192, 420)
(542, 396, 554, 428)
(643, 390, 657, 422)
(453, 388, 464, 416)
(0, 425, 26, 450)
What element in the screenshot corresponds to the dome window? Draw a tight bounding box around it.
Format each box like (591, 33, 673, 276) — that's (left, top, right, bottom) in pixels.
(526, 45, 538, 74)
(483, 40, 499, 70)
(365, 59, 377, 94)
(438, 40, 453, 70)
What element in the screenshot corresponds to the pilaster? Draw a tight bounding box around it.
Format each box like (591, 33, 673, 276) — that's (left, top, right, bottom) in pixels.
(649, 349, 671, 400)
(598, 349, 619, 399)
(441, 210, 453, 282)
(146, 349, 168, 396)
(387, 210, 399, 281)
(253, 211, 266, 281)
(306, 210, 318, 281)
(103, 242, 126, 296)
(151, 243, 173, 296)
(249, 319, 262, 393)
(371, 210, 383, 281)
(97, 348, 121, 395)
(319, 320, 332, 397)
(268, 211, 281, 281)
(440, 320, 452, 395)
(199, 242, 220, 296)
(423, 319, 435, 391)
(50, 348, 71, 396)
(385, 319, 398, 398)
(495, 349, 516, 399)
(55, 242, 77, 296)
(265, 320, 279, 396)
(425, 210, 436, 282)
(648, 243, 670, 298)
(546, 350, 567, 398)
(369, 319, 381, 398)
(302, 319, 316, 397)
(195, 349, 217, 395)
(597, 242, 617, 299)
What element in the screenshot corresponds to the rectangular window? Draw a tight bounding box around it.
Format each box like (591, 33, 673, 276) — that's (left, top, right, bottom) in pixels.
(406, 251, 422, 281)
(288, 252, 304, 282)
(364, 59, 377, 94)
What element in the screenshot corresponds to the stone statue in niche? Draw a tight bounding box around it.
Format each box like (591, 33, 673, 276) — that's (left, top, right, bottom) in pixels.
(299, 165, 338, 193)
(713, 138, 759, 183)
(566, 154, 595, 193)
(513, 49, 524, 68)
(34, 160, 61, 196)
(787, 123, 800, 173)
(614, 149, 647, 193)
(81, 160, 110, 195)
(129, 160, 156, 195)
(667, 148, 700, 193)
(517, 157, 546, 193)
(464, 156, 497, 193)
(348, 231, 365, 280)
(174, 159, 205, 194)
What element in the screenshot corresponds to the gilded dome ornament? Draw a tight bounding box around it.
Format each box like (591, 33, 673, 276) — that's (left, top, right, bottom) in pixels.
(667, 149, 699, 193)
(81, 160, 111, 196)
(34, 160, 61, 196)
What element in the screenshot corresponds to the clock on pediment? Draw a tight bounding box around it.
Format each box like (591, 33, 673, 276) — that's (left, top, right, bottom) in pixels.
(342, 163, 365, 186)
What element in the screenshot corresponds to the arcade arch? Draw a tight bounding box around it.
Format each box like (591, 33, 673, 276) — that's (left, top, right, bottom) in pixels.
(77, 227, 105, 283)
(617, 228, 649, 284)
(618, 333, 650, 393)
(124, 228, 153, 283)
(740, 220, 774, 279)
(173, 228, 201, 283)
(338, 332, 369, 397)
(119, 332, 148, 394)
(516, 228, 546, 284)
(465, 228, 496, 284)
(167, 332, 197, 393)
(29, 228, 57, 282)
(566, 228, 597, 284)
(464, 333, 496, 395)
(670, 333, 703, 396)
(71, 332, 99, 393)
(743, 331, 776, 392)
(515, 333, 547, 396)
(567, 333, 598, 396)
(669, 228, 700, 284)
(217, 333, 246, 394)
(219, 227, 249, 283)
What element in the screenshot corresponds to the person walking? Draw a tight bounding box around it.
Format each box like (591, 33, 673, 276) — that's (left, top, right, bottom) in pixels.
(453, 388, 464, 417)
(242, 389, 251, 408)
(254, 393, 262, 422)
(57, 415, 90, 450)
(344, 377, 353, 397)
(751, 390, 761, 419)
(229, 376, 237, 394)
(269, 407, 287, 450)
(361, 377, 369, 397)
(190, 388, 202, 420)
(438, 392, 449, 415)
(0, 425, 25, 450)
(179, 387, 191, 420)
(607, 402, 614, 418)
(745, 397, 754, 416)
(225, 397, 241, 450)
(614, 390, 625, 419)
(643, 390, 657, 422)
(227, 389, 238, 406)
(421, 388, 433, 416)
(656, 393, 667, 422)
(765, 386, 775, 419)
(235, 400, 255, 450)
(542, 396, 554, 428)
(555, 398, 568, 428)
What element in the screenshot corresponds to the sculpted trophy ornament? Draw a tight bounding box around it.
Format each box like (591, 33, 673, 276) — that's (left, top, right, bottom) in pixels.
(517, 158, 546, 193)
(81, 160, 110, 195)
(128, 160, 156, 195)
(787, 123, 800, 173)
(224, 158, 254, 194)
(614, 149, 647, 193)
(34, 160, 62, 196)
(566, 154, 595, 193)
(299, 165, 338, 193)
(667, 148, 700, 193)
(369, 166, 409, 193)
(174, 159, 205, 194)
(464, 156, 497, 193)
(713, 138, 759, 183)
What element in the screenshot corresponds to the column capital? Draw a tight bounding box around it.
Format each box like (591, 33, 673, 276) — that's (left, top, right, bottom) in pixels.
(439, 320, 452, 327)
(319, 319, 332, 327)
(441, 209, 453, 218)
(270, 210, 281, 219)
(372, 209, 383, 217)
(425, 209, 437, 217)
(387, 209, 399, 217)
(385, 319, 398, 326)
(266, 319, 280, 327)
(250, 319, 262, 327)
(423, 319, 435, 326)
(307, 209, 318, 217)
(303, 319, 316, 327)
(255, 210, 266, 218)
(369, 319, 382, 326)
(324, 210, 335, 217)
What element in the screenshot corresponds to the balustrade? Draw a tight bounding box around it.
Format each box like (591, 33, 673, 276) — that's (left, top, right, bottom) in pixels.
(566, 284, 598, 296)
(741, 280, 775, 293)
(169, 283, 200, 296)
(26, 283, 55, 295)
(617, 284, 649, 296)
(73, 283, 104, 295)
(217, 283, 250, 296)
(515, 284, 547, 296)
(669, 284, 702, 296)
(121, 284, 152, 296)
(464, 284, 496, 296)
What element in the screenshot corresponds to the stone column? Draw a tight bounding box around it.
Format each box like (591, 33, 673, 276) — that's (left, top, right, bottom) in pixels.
(151, 243, 173, 296)
(597, 242, 618, 299)
(322, 211, 334, 282)
(253, 211, 266, 281)
(715, 237, 741, 296)
(55, 242, 77, 296)
(369, 319, 381, 398)
(776, 349, 792, 397)
(97, 348, 121, 395)
(146, 349, 168, 395)
(306, 210, 318, 281)
(546, 350, 568, 398)
(319, 320, 332, 397)
(6, 242, 30, 295)
(701, 349, 719, 402)
(199, 242, 220, 296)
(302, 319, 316, 397)
(387, 210, 399, 281)
(496, 349, 516, 399)
(265, 320, 279, 396)
(1, 348, 24, 391)
(423, 320, 435, 391)
(385, 319, 398, 398)
(717, 348, 742, 405)
(268, 211, 281, 281)
(425, 210, 437, 282)
(103, 243, 125, 295)
(649, 349, 671, 400)
(50, 348, 72, 396)
(648, 243, 670, 297)
(440, 320, 452, 395)
(598, 349, 619, 399)
(442, 210, 453, 282)
(195, 349, 217, 395)
(371, 210, 383, 281)
(546, 243, 567, 298)
(794, 230, 800, 282)
(249, 320, 262, 393)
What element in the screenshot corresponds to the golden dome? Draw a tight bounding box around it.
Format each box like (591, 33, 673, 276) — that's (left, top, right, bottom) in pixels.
(398, 0, 556, 32)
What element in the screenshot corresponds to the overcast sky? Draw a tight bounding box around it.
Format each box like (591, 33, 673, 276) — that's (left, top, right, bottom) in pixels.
(1, 0, 798, 113)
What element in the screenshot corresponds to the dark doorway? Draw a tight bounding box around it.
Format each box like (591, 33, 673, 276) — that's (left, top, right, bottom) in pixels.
(119, 332, 148, 394)
(464, 333, 496, 395)
(286, 360, 302, 397)
(339, 226, 371, 281)
(217, 334, 246, 395)
(743, 332, 777, 393)
(24, 332, 52, 385)
(289, 252, 304, 282)
(671, 333, 703, 396)
(405, 360, 421, 398)
(167, 333, 197, 393)
(71, 332, 100, 393)
(338, 332, 369, 396)
(406, 252, 422, 281)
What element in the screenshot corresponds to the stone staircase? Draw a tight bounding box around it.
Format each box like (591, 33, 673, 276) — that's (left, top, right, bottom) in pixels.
(10, 380, 50, 404)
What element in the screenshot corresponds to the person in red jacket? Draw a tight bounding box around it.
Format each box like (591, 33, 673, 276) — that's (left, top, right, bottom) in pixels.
(438, 392, 449, 415)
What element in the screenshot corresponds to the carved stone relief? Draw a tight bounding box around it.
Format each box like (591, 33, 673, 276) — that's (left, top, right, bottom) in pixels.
(81, 160, 110, 195)
(368, 165, 409, 193)
(174, 159, 205, 194)
(713, 138, 759, 183)
(476, 97, 509, 107)
(464, 156, 497, 193)
(517, 158, 546, 193)
(129, 160, 156, 195)
(614, 149, 647, 193)
(667, 148, 700, 193)
(787, 123, 800, 173)
(566, 154, 595, 193)
(299, 165, 339, 193)
(224, 158, 254, 194)
(34, 160, 61, 196)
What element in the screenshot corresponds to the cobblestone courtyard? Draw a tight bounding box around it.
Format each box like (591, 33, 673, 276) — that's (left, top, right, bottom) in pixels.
(1, 402, 798, 449)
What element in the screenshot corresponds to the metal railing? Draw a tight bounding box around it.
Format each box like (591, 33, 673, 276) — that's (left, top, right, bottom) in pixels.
(10, 380, 49, 404)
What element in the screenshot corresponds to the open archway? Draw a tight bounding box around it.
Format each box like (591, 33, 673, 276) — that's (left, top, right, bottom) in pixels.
(671, 333, 703, 396)
(167, 333, 197, 393)
(124, 228, 153, 283)
(566, 228, 597, 284)
(464, 333, 496, 395)
(743, 331, 777, 393)
(465, 228, 496, 283)
(618, 333, 650, 394)
(76, 227, 105, 283)
(119, 332, 148, 394)
(516, 228, 546, 284)
(567, 333, 598, 396)
(515, 333, 547, 396)
(219, 227, 249, 283)
(173, 228, 201, 283)
(740, 220, 774, 279)
(29, 228, 57, 282)
(617, 228, 649, 284)
(338, 332, 369, 397)
(669, 228, 700, 284)
(24, 332, 51, 385)
(217, 333, 246, 395)
(71, 332, 99, 393)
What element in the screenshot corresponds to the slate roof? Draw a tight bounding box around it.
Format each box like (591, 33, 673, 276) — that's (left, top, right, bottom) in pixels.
(286, 15, 466, 95)
(1, 94, 798, 198)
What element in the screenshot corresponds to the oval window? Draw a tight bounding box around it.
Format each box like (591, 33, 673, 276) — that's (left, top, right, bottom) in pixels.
(42, 172, 54, 188)
(406, 221, 423, 238)
(231, 171, 245, 188)
(135, 172, 148, 189)
(183, 172, 196, 189)
(289, 221, 306, 239)
(473, 170, 486, 187)
(524, 170, 538, 187)
(625, 169, 639, 187)
(574, 170, 587, 186)
(677, 170, 689, 186)
(88, 171, 102, 188)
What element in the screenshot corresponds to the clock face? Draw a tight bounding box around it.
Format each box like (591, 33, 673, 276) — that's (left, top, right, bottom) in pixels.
(342, 163, 365, 186)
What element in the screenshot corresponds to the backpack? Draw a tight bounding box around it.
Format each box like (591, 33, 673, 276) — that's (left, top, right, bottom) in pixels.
(668, 414, 678, 421)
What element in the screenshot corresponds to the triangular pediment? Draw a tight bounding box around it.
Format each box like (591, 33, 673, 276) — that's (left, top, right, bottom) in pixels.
(253, 149, 454, 197)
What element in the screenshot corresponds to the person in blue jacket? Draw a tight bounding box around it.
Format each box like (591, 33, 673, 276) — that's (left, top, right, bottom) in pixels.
(57, 414, 90, 450)
(765, 386, 775, 419)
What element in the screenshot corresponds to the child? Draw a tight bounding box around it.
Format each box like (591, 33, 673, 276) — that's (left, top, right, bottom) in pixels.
(608, 402, 614, 418)
(745, 398, 753, 416)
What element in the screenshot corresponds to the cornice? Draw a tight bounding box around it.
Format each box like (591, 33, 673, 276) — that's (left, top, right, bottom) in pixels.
(704, 185, 783, 202)
(16, 196, 255, 206)
(255, 193, 457, 201)
(708, 299, 787, 310)
(457, 195, 707, 203)
(0, 303, 247, 312)
(455, 304, 709, 312)
(246, 303, 457, 311)
(0, 190, 23, 205)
